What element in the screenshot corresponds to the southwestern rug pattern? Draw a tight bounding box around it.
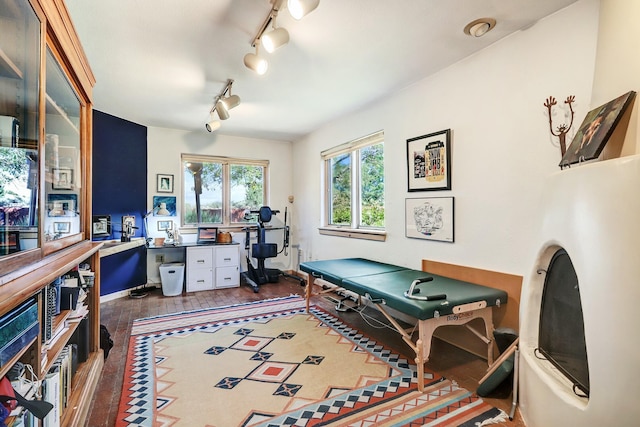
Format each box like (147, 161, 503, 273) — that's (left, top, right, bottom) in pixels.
(116, 295, 506, 426)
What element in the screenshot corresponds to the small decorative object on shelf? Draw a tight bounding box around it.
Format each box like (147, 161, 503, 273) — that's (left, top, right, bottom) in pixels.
(544, 95, 575, 157)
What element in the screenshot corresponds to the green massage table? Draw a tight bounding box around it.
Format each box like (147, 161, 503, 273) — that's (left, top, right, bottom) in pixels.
(300, 258, 508, 392)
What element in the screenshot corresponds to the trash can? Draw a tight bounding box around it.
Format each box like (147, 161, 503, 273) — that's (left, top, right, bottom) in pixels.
(159, 263, 185, 296)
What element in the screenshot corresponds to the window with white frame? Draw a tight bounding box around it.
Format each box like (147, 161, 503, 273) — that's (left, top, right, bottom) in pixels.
(182, 154, 268, 226)
(322, 131, 384, 234)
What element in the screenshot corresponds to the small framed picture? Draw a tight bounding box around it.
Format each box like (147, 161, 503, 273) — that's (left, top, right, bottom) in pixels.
(157, 174, 174, 193)
(52, 167, 73, 190)
(157, 220, 173, 231)
(122, 215, 136, 236)
(54, 221, 71, 234)
(92, 215, 111, 236)
(405, 197, 454, 242)
(407, 129, 451, 192)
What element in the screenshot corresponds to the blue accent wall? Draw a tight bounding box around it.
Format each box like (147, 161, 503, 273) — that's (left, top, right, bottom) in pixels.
(100, 246, 147, 296)
(93, 110, 148, 296)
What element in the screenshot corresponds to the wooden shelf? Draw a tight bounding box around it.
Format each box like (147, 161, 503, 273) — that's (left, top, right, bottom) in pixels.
(42, 312, 80, 375)
(45, 93, 80, 134)
(0, 335, 36, 379)
(60, 350, 104, 427)
(0, 47, 22, 79)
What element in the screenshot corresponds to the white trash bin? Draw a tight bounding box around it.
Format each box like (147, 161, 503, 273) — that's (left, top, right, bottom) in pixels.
(159, 263, 185, 296)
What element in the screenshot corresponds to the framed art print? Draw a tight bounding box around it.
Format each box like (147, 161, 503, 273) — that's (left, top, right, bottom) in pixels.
(52, 167, 73, 190)
(157, 173, 174, 193)
(407, 129, 451, 191)
(560, 91, 636, 167)
(157, 220, 173, 231)
(405, 197, 454, 242)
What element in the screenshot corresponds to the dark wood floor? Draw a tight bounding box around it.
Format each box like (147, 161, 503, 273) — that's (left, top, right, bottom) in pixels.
(87, 278, 524, 426)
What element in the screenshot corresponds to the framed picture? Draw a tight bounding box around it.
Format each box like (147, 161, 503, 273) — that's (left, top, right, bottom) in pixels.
(157, 220, 173, 231)
(153, 196, 177, 216)
(122, 215, 136, 236)
(560, 91, 636, 167)
(47, 194, 77, 217)
(157, 174, 174, 193)
(52, 167, 73, 190)
(92, 215, 111, 236)
(407, 129, 451, 191)
(405, 197, 454, 242)
(53, 221, 71, 234)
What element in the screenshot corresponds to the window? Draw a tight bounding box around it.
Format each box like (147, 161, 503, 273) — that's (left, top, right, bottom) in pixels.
(322, 131, 385, 239)
(182, 154, 268, 227)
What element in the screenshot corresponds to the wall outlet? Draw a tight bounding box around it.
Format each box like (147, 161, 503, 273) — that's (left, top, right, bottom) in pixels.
(156, 254, 165, 263)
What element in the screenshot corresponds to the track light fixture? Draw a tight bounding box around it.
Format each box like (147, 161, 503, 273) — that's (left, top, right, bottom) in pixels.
(244, 0, 319, 74)
(243, 42, 269, 75)
(287, 0, 320, 20)
(205, 114, 221, 132)
(205, 79, 241, 132)
(263, 26, 289, 53)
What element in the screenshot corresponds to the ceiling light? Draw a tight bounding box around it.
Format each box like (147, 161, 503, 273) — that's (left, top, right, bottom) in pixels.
(463, 18, 496, 37)
(215, 101, 230, 120)
(221, 94, 241, 110)
(205, 114, 221, 132)
(288, 0, 320, 20)
(204, 79, 240, 132)
(262, 27, 290, 53)
(244, 43, 268, 75)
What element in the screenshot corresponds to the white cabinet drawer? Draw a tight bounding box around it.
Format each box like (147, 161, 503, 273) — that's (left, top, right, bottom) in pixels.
(215, 246, 239, 267)
(187, 247, 213, 269)
(215, 266, 239, 289)
(187, 268, 214, 292)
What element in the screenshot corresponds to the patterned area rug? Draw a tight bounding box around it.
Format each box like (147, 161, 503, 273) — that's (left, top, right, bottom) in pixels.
(116, 295, 506, 426)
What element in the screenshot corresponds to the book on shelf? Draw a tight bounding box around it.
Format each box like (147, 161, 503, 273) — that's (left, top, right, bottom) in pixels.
(41, 344, 76, 427)
(42, 367, 60, 427)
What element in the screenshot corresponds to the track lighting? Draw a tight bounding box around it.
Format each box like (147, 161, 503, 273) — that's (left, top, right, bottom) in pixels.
(205, 114, 221, 132)
(287, 0, 320, 20)
(221, 94, 241, 110)
(205, 79, 240, 132)
(244, 0, 319, 74)
(262, 14, 289, 54)
(215, 101, 230, 120)
(243, 42, 268, 75)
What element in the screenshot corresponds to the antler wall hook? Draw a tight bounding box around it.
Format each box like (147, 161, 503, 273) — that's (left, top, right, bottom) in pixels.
(544, 95, 575, 156)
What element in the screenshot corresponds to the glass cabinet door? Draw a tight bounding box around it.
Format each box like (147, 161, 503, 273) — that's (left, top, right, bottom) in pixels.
(0, 0, 41, 260)
(43, 47, 83, 244)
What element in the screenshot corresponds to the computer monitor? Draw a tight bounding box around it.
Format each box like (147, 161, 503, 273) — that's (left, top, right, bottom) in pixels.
(196, 226, 218, 244)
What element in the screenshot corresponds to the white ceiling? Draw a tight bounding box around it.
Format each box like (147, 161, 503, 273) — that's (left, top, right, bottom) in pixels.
(65, 0, 579, 142)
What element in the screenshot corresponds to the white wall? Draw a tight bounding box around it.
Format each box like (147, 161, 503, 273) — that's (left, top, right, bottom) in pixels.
(145, 127, 296, 283)
(292, 0, 600, 276)
(591, 0, 640, 155)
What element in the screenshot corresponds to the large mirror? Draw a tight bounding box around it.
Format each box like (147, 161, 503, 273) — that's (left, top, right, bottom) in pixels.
(0, 0, 41, 262)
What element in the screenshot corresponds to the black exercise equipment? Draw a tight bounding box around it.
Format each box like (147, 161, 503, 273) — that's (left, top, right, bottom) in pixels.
(241, 206, 305, 293)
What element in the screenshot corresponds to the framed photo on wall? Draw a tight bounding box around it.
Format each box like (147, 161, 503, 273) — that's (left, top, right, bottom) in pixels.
(52, 167, 73, 190)
(407, 129, 451, 191)
(157, 173, 174, 193)
(53, 221, 71, 234)
(405, 197, 454, 242)
(157, 220, 173, 231)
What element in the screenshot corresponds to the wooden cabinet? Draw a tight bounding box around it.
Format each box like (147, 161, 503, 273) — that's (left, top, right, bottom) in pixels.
(0, 0, 99, 425)
(186, 245, 240, 292)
